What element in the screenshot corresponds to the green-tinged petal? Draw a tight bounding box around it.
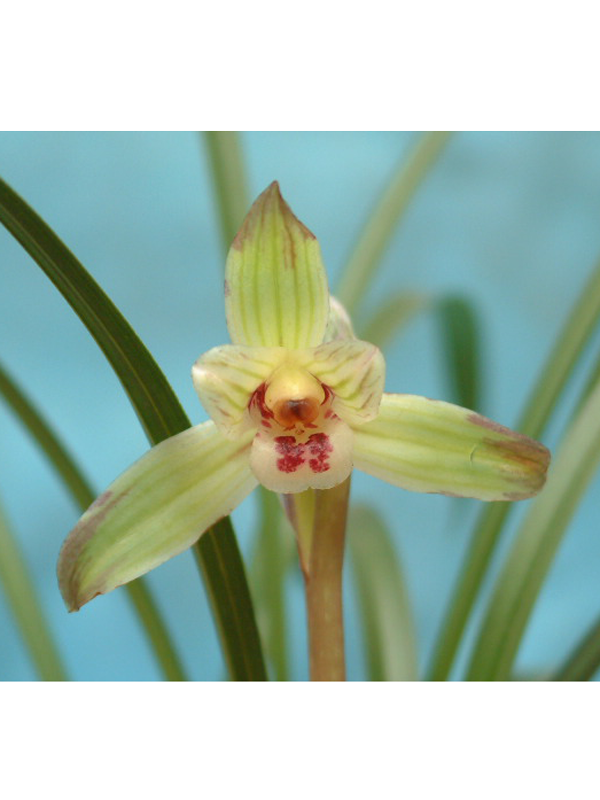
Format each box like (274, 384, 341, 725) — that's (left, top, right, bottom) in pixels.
(324, 296, 355, 342)
(58, 422, 257, 611)
(192, 344, 285, 437)
(225, 182, 329, 349)
(298, 340, 385, 426)
(353, 394, 550, 501)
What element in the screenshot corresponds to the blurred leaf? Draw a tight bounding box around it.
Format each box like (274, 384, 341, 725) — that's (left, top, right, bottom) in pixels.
(203, 131, 249, 250)
(574, 346, 600, 415)
(336, 132, 452, 316)
(436, 295, 482, 412)
(349, 505, 418, 681)
(428, 255, 600, 681)
(0, 360, 94, 509)
(466, 374, 600, 681)
(359, 292, 429, 351)
(0, 175, 266, 681)
(0, 358, 187, 680)
(554, 616, 600, 681)
(0, 499, 67, 681)
(250, 488, 296, 681)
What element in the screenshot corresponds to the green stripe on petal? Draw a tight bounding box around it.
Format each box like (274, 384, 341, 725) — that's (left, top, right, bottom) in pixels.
(58, 422, 257, 611)
(353, 394, 550, 501)
(225, 182, 329, 349)
(298, 340, 385, 426)
(192, 345, 285, 437)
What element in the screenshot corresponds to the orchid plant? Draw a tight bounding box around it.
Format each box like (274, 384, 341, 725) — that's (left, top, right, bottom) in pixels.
(56, 181, 550, 680)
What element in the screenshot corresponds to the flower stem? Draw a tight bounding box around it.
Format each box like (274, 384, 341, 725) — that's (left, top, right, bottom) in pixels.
(294, 479, 350, 681)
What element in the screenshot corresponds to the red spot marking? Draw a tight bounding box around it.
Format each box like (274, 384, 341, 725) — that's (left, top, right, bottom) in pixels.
(324, 409, 333, 419)
(307, 433, 332, 473)
(250, 383, 274, 420)
(321, 384, 333, 404)
(275, 436, 305, 473)
(261, 420, 272, 428)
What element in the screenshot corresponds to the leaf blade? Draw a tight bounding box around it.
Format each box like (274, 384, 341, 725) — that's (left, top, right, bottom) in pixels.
(336, 132, 453, 316)
(0, 357, 187, 681)
(0, 500, 67, 681)
(428, 255, 600, 681)
(466, 374, 600, 681)
(349, 505, 418, 681)
(436, 295, 482, 412)
(0, 175, 267, 681)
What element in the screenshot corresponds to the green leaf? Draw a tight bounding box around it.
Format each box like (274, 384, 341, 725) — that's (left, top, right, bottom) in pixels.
(358, 292, 429, 351)
(203, 131, 250, 250)
(349, 505, 418, 681)
(0, 175, 267, 681)
(466, 374, 600, 681)
(0, 358, 187, 681)
(436, 295, 482, 412)
(193, 516, 268, 681)
(554, 616, 600, 681)
(336, 132, 453, 317)
(428, 255, 600, 681)
(0, 499, 67, 681)
(250, 487, 295, 681)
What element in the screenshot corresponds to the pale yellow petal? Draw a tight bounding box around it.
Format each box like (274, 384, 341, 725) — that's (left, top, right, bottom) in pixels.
(225, 182, 329, 349)
(353, 394, 550, 501)
(192, 344, 285, 437)
(297, 339, 385, 426)
(58, 422, 256, 610)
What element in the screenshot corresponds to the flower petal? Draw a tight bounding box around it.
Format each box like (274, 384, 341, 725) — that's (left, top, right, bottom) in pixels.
(58, 422, 257, 610)
(192, 344, 285, 437)
(352, 394, 550, 500)
(298, 340, 385, 426)
(249, 415, 354, 493)
(225, 181, 329, 349)
(323, 296, 355, 342)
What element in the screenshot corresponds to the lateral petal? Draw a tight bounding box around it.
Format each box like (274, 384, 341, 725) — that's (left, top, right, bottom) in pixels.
(58, 422, 257, 610)
(298, 339, 385, 426)
(353, 394, 550, 501)
(192, 344, 285, 437)
(225, 182, 329, 350)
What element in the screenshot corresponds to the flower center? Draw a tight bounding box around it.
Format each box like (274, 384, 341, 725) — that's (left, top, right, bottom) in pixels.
(264, 365, 325, 429)
(249, 364, 329, 432)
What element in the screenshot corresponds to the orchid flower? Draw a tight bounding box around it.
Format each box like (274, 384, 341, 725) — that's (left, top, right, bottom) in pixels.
(58, 182, 550, 611)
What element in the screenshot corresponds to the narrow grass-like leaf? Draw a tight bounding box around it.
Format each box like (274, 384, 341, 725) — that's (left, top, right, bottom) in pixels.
(336, 132, 452, 316)
(0, 500, 67, 681)
(428, 256, 600, 681)
(0, 175, 266, 681)
(466, 375, 600, 681)
(0, 360, 94, 509)
(193, 515, 268, 681)
(349, 505, 418, 681)
(436, 295, 482, 412)
(250, 487, 295, 681)
(0, 359, 187, 681)
(554, 616, 600, 681)
(358, 292, 429, 351)
(203, 132, 249, 249)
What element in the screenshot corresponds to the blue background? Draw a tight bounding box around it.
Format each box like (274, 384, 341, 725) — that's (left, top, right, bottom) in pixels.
(1, 131, 600, 680)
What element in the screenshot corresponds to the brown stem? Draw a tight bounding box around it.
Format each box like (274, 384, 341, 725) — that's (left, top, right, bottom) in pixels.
(304, 478, 351, 681)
